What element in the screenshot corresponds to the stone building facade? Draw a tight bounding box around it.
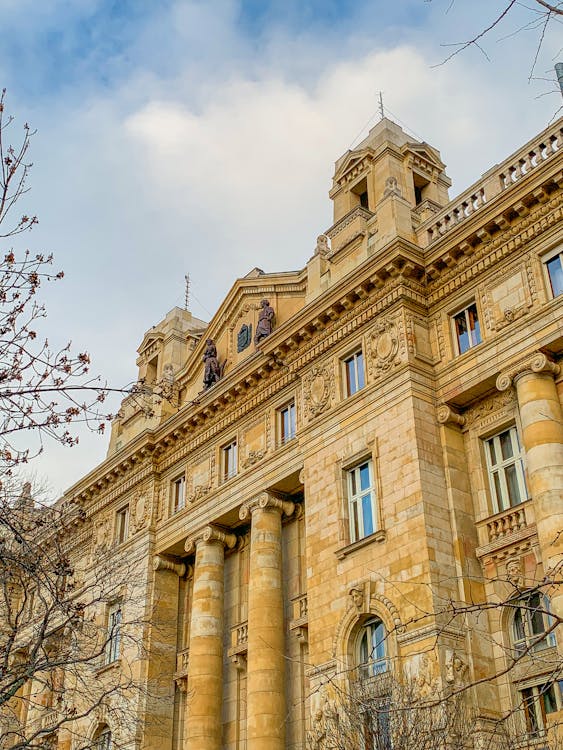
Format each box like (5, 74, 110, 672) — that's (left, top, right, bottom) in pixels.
(9, 116, 563, 749)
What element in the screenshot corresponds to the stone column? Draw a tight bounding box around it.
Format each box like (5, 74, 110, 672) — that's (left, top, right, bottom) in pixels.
(184, 525, 236, 750)
(497, 352, 563, 616)
(240, 492, 295, 750)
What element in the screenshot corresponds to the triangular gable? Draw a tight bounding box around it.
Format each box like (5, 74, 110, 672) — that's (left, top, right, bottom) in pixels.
(402, 141, 446, 173)
(333, 147, 375, 185)
(137, 330, 164, 357)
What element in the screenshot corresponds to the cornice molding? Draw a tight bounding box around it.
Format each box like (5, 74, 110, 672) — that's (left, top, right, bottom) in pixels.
(427, 186, 563, 304)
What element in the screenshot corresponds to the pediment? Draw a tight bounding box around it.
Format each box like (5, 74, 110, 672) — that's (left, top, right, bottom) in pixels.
(178, 270, 307, 398)
(137, 330, 164, 358)
(334, 147, 375, 185)
(403, 141, 445, 174)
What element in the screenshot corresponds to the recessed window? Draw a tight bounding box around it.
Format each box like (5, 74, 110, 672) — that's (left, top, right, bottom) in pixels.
(105, 603, 122, 664)
(452, 302, 481, 355)
(115, 506, 129, 544)
(172, 475, 186, 513)
(343, 350, 365, 397)
(521, 682, 561, 737)
(222, 440, 238, 482)
(544, 249, 563, 298)
(278, 401, 296, 445)
(94, 726, 112, 750)
(512, 592, 556, 655)
(347, 460, 377, 543)
(357, 617, 388, 680)
(484, 427, 527, 513)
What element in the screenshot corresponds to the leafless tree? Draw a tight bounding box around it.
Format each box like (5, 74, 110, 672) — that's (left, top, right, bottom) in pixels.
(430, 0, 563, 93)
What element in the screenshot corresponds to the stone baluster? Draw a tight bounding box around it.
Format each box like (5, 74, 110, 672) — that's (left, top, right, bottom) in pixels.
(184, 525, 236, 750)
(240, 492, 295, 750)
(497, 352, 563, 618)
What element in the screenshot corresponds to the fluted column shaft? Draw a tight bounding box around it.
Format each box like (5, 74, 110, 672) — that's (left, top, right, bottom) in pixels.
(498, 354, 563, 618)
(184, 527, 235, 750)
(241, 493, 294, 750)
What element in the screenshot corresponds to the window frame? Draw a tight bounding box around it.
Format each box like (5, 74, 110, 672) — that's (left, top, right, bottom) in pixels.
(357, 617, 388, 680)
(105, 603, 122, 665)
(115, 506, 129, 545)
(347, 459, 377, 544)
(484, 426, 528, 513)
(342, 349, 365, 398)
(221, 439, 238, 482)
(542, 245, 563, 299)
(94, 727, 112, 750)
(520, 681, 562, 737)
(277, 400, 296, 446)
(450, 300, 482, 356)
(171, 474, 186, 514)
(511, 592, 556, 656)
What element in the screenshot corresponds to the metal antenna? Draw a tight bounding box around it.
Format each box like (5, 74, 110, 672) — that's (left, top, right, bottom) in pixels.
(378, 91, 384, 120)
(184, 274, 190, 311)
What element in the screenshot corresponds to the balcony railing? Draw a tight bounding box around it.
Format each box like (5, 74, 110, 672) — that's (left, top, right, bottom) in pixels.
(476, 499, 535, 553)
(419, 120, 563, 248)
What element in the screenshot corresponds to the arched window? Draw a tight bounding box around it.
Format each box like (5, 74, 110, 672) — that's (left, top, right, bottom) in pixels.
(93, 725, 111, 750)
(357, 617, 387, 679)
(511, 592, 556, 655)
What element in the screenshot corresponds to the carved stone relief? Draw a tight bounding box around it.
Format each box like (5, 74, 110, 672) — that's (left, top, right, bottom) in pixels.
(368, 316, 402, 377)
(303, 362, 334, 418)
(240, 415, 269, 468)
(483, 264, 532, 331)
(462, 389, 516, 430)
(187, 452, 215, 503)
(131, 489, 149, 532)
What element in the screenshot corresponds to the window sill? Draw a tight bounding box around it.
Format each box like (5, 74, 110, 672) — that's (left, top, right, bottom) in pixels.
(96, 659, 121, 677)
(335, 529, 386, 559)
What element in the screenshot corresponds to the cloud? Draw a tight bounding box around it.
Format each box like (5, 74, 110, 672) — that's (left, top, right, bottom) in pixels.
(2, 1, 561, 494)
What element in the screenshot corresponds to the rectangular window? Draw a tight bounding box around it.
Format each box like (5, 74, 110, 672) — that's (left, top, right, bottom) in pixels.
(452, 302, 481, 355)
(347, 460, 377, 543)
(105, 603, 122, 664)
(544, 250, 563, 298)
(521, 682, 562, 737)
(115, 506, 129, 544)
(485, 427, 528, 513)
(172, 475, 185, 513)
(343, 350, 365, 397)
(278, 401, 296, 445)
(222, 440, 237, 482)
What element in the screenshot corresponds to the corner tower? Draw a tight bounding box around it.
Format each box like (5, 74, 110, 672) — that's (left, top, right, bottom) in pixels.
(307, 117, 451, 301)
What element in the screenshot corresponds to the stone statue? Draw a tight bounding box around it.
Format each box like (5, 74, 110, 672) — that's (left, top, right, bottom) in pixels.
(254, 299, 275, 345)
(203, 339, 221, 390)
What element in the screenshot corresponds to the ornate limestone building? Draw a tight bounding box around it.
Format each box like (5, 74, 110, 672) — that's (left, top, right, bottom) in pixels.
(7, 117, 563, 749)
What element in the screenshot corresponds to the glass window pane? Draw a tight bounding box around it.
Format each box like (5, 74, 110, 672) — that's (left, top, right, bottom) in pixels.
(467, 304, 481, 346)
(454, 311, 469, 354)
(362, 494, 374, 536)
(352, 502, 360, 541)
(500, 430, 514, 460)
(357, 352, 365, 390)
(547, 255, 563, 297)
(488, 439, 497, 465)
(350, 470, 357, 496)
(513, 608, 526, 647)
(493, 472, 504, 509)
(346, 359, 355, 395)
(543, 684, 557, 714)
(505, 464, 522, 506)
(359, 463, 370, 491)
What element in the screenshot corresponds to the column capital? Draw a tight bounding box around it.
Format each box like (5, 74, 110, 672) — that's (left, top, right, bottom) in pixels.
(153, 554, 188, 577)
(496, 351, 560, 392)
(436, 403, 465, 427)
(239, 491, 295, 521)
(184, 524, 237, 555)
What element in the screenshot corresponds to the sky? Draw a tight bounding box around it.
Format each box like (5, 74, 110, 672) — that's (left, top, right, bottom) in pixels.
(0, 0, 561, 496)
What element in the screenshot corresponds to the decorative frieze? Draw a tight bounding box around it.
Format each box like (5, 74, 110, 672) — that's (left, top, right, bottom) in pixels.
(302, 362, 334, 419)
